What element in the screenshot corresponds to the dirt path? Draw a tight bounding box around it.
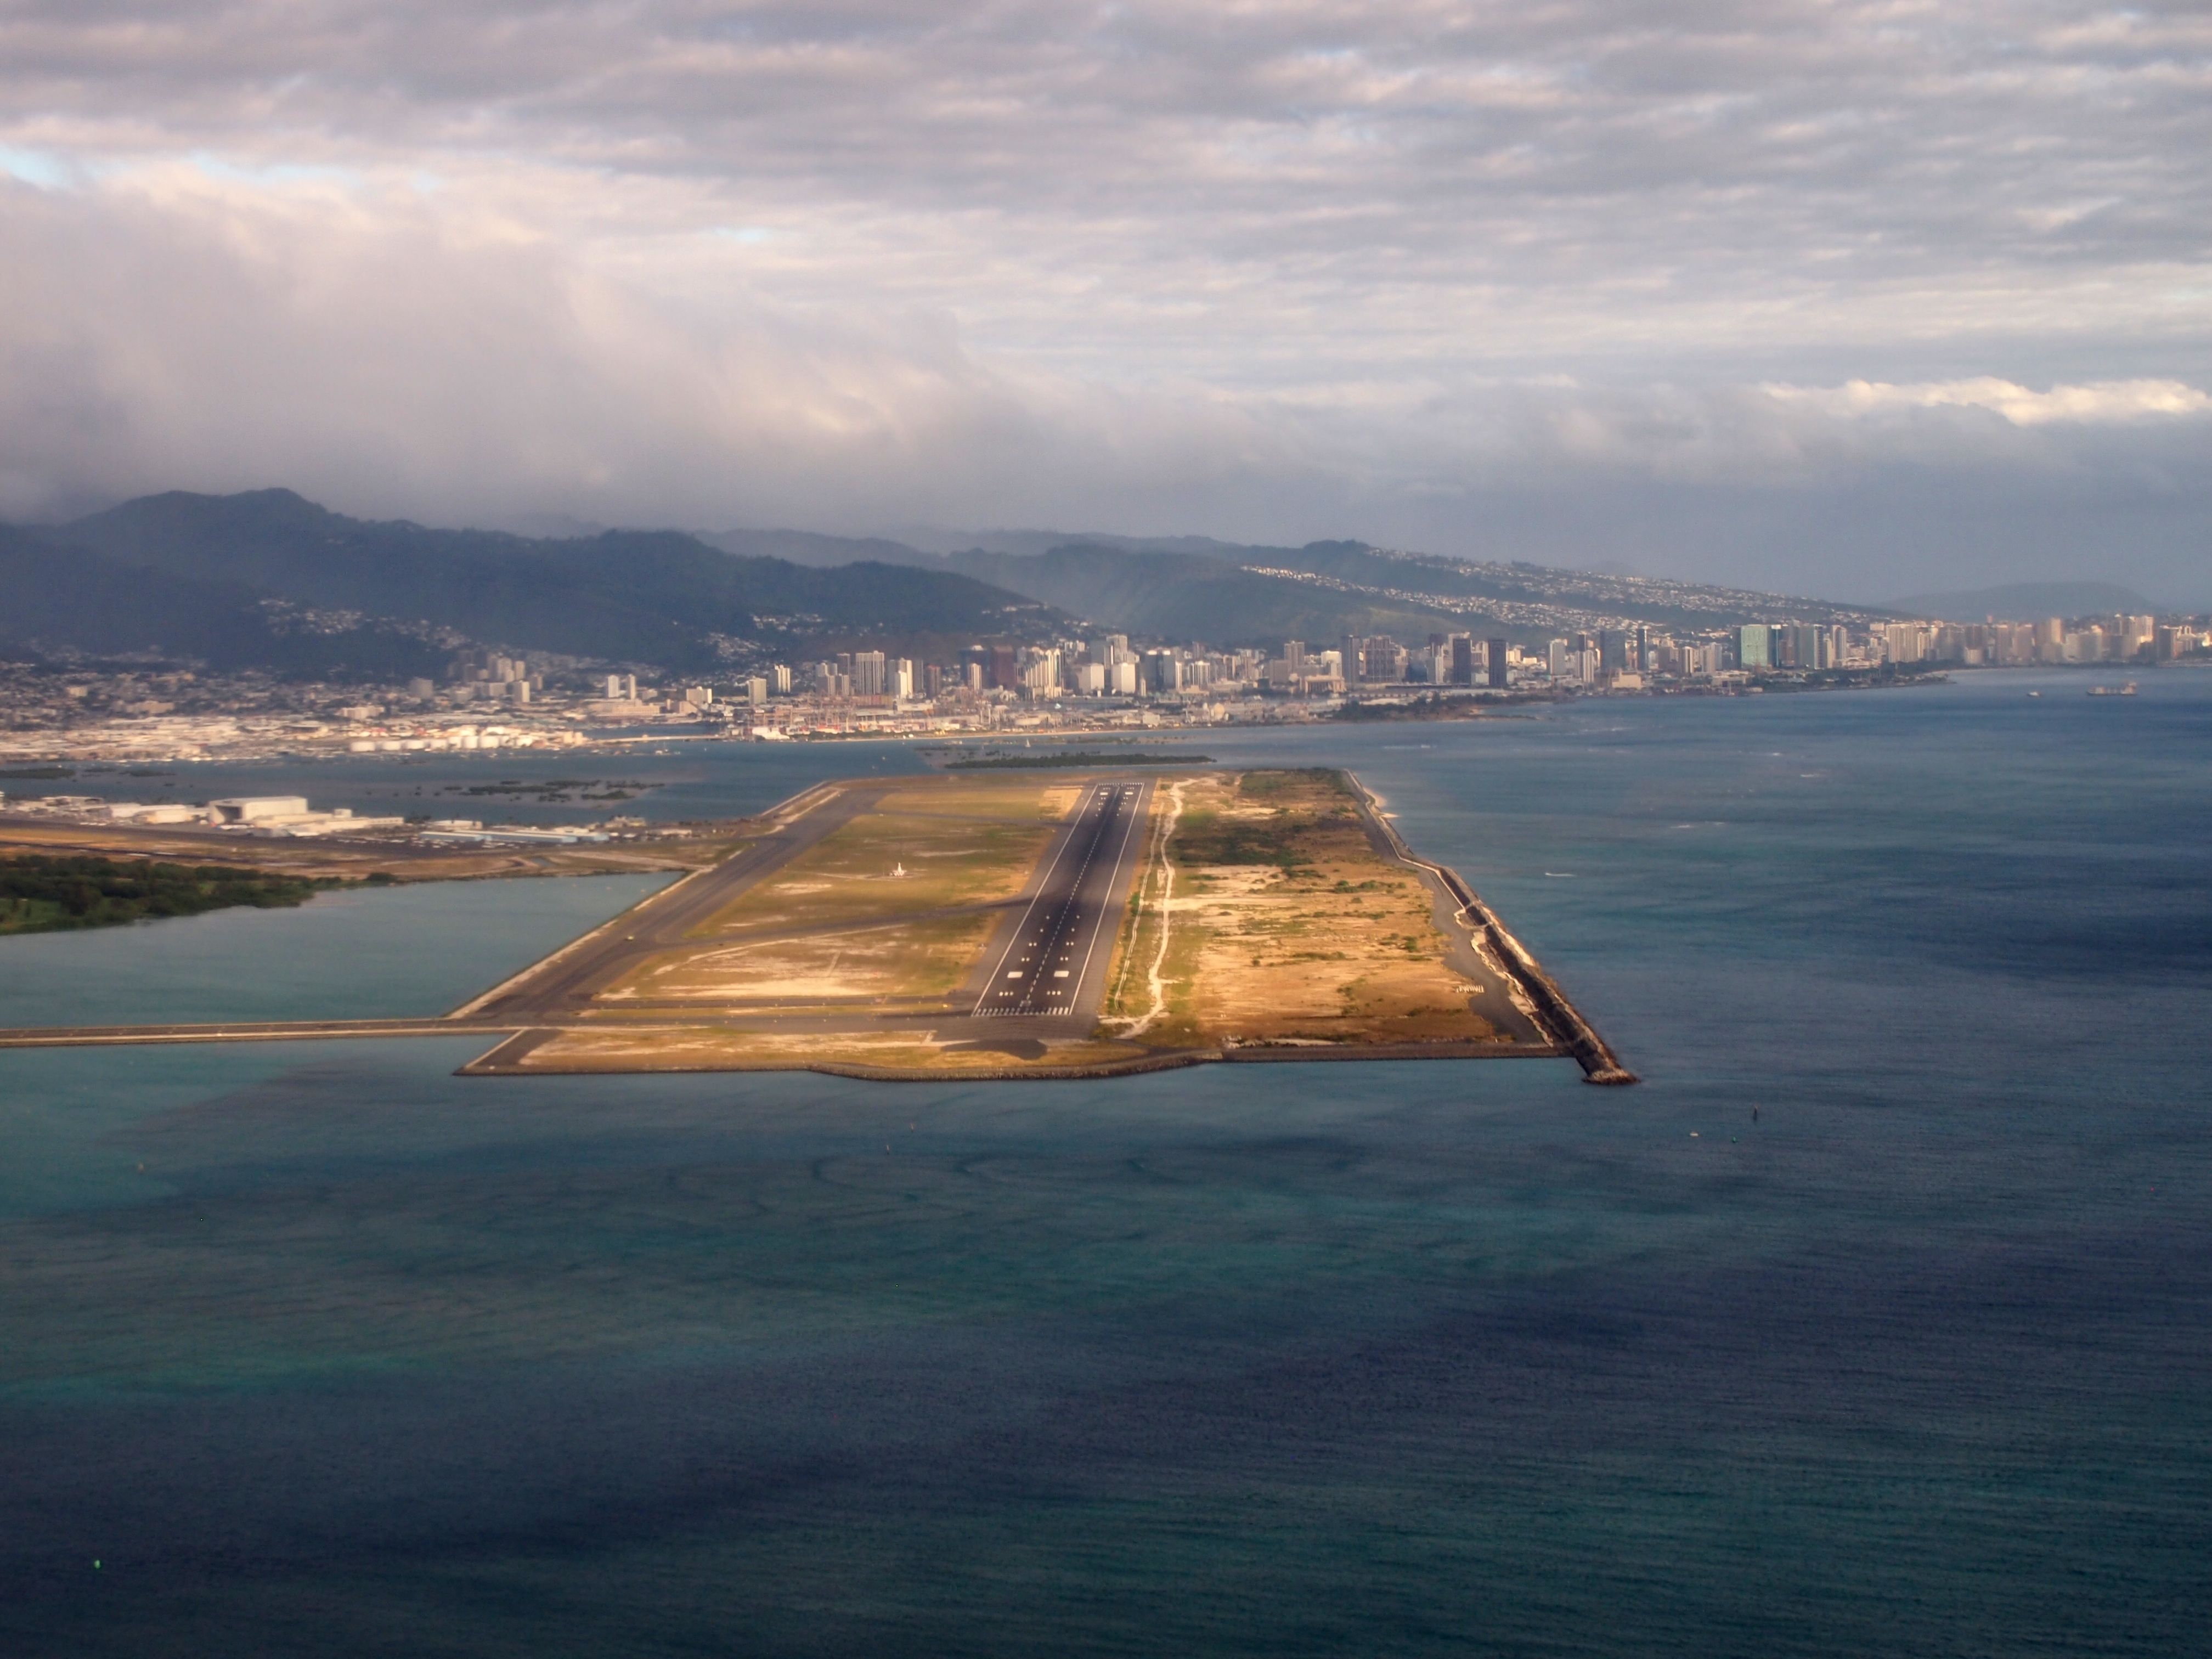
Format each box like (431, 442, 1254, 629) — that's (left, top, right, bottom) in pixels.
(1110, 778, 1186, 1038)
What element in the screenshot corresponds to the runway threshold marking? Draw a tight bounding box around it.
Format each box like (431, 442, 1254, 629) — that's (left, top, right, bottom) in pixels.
(972, 782, 1145, 1019)
(1057, 783, 1146, 1014)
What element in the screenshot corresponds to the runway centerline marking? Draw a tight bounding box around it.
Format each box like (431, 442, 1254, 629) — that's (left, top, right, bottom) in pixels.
(972, 781, 1144, 1019)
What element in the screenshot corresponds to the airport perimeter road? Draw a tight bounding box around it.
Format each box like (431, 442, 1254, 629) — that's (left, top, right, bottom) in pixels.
(456, 781, 893, 1020)
(973, 780, 1149, 1019)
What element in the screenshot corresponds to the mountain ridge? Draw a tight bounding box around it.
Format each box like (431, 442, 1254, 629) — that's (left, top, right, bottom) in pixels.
(10, 490, 1065, 676)
(708, 523, 1900, 642)
(19, 489, 2138, 685)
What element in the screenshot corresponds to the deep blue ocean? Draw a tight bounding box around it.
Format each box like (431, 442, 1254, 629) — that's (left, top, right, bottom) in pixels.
(3, 671, 2207, 1656)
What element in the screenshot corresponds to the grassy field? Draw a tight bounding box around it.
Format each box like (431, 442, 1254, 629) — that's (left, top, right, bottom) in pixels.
(691, 780, 1060, 938)
(611, 910, 1000, 1006)
(1099, 769, 1508, 1049)
(601, 777, 1065, 1009)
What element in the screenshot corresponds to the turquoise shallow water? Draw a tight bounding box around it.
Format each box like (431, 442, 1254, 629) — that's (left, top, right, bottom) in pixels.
(0, 873, 670, 1028)
(2, 673, 2208, 1656)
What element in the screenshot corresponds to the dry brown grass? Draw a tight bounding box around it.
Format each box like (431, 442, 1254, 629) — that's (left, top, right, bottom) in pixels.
(593, 776, 1066, 1012)
(607, 910, 998, 1006)
(691, 779, 1057, 938)
(1108, 770, 1501, 1049)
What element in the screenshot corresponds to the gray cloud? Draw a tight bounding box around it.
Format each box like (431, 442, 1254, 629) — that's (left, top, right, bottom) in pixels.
(2, 2, 2208, 599)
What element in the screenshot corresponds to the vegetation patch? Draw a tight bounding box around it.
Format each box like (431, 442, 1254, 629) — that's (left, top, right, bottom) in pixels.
(0, 855, 329, 935)
(1102, 769, 1515, 1050)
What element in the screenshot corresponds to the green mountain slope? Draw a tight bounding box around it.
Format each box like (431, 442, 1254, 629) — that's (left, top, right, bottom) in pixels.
(38, 491, 1059, 672)
(0, 526, 445, 679)
(941, 544, 1459, 646)
(718, 522, 1885, 640)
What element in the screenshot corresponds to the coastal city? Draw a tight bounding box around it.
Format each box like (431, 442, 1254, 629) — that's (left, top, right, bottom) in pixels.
(1, 610, 2205, 772)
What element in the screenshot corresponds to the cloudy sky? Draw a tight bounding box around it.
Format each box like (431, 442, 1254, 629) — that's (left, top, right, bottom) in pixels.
(3, 1, 2208, 602)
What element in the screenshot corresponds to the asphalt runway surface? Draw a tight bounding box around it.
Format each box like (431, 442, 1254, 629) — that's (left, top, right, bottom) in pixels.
(971, 780, 1149, 1019)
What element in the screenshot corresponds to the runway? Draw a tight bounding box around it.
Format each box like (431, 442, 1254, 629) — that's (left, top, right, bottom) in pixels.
(971, 780, 1149, 1019)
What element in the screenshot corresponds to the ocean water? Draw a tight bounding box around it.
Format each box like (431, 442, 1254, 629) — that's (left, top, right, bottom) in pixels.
(18, 737, 939, 826)
(2, 672, 2207, 1656)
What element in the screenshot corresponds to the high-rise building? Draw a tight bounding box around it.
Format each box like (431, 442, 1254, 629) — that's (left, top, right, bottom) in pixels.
(1449, 635, 1475, 686)
(1780, 624, 1822, 669)
(1361, 636, 1406, 682)
(1021, 650, 1061, 694)
(1882, 624, 1928, 664)
(1486, 639, 1509, 689)
(850, 651, 887, 697)
(1738, 625, 1774, 670)
(2062, 626, 2108, 663)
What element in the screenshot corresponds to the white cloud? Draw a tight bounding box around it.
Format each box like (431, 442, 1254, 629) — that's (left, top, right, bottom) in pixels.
(0, 3, 2208, 600)
(1763, 378, 2212, 426)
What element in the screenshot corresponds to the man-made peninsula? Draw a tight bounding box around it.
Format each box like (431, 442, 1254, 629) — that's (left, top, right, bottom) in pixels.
(0, 770, 1633, 1084)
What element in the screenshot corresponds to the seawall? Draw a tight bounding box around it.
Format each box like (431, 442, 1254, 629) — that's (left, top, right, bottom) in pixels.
(1345, 772, 1637, 1086)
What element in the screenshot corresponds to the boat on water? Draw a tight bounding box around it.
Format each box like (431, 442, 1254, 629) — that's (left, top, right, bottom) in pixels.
(2086, 682, 2140, 698)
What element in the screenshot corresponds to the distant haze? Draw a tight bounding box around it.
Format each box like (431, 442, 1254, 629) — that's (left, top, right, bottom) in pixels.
(2, 3, 2209, 606)
(1885, 583, 2165, 623)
